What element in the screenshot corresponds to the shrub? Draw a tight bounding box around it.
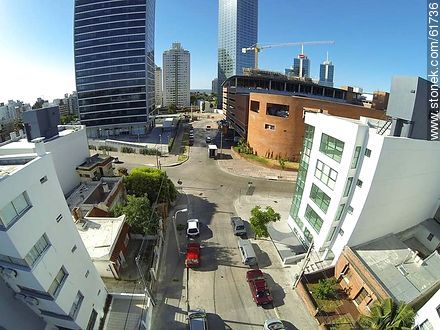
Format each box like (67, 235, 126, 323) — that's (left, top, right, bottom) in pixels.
(88, 145, 96, 150)
(315, 278, 337, 300)
(121, 146, 135, 154)
(140, 148, 161, 156)
(98, 145, 116, 152)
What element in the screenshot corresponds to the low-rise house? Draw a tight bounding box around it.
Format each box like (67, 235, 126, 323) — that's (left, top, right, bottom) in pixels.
(76, 154, 115, 182)
(335, 219, 440, 316)
(77, 215, 130, 279)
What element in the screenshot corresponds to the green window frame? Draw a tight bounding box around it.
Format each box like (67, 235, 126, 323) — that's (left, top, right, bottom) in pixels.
(304, 205, 324, 233)
(351, 146, 362, 169)
(303, 227, 313, 243)
(343, 177, 353, 197)
(309, 184, 331, 213)
(314, 160, 338, 190)
(320, 133, 345, 163)
(335, 204, 346, 221)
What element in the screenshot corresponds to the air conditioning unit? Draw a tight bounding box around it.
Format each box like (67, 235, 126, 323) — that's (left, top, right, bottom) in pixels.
(25, 296, 39, 306)
(3, 268, 17, 279)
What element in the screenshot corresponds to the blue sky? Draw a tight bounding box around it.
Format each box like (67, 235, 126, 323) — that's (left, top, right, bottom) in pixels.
(0, 0, 426, 103)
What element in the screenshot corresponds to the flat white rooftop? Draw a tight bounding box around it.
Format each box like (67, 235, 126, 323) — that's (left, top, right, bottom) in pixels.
(0, 155, 36, 181)
(77, 215, 125, 260)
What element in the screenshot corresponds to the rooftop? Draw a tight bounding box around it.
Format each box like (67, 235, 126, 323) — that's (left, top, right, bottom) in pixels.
(354, 220, 440, 303)
(77, 215, 125, 260)
(0, 155, 36, 181)
(77, 153, 113, 170)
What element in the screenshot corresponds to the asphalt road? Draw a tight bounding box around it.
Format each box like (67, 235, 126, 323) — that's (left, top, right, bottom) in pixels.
(150, 117, 312, 330)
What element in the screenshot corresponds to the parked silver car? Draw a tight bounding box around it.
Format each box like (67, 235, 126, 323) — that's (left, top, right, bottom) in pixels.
(263, 318, 285, 330)
(230, 216, 246, 236)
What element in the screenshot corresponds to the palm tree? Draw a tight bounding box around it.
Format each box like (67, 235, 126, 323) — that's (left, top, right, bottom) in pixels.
(359, 298, 415, 329)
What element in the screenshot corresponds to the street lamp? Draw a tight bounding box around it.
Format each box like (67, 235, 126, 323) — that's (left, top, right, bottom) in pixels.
(173, 208, 188, 255)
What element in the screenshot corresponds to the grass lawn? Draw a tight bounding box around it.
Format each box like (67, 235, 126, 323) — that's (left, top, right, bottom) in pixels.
(307, 282, 343, 313)
(233, 147, 299, 171)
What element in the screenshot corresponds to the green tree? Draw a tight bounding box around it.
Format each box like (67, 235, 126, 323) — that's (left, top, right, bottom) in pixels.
(358, 298, 415, 330)
(278, 158, 287, 178)
(111, 195, 159, 235)
(168, 104, 177, 114)
(124, 167, 177, 204)
(315, 278, 337, 299)
(249, 205, 280, 238)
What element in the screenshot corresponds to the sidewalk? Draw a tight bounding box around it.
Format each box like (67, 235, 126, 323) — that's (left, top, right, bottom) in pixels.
(217, 148, 298, 182)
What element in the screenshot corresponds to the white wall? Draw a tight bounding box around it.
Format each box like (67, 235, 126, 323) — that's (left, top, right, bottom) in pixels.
(0, 154, 106, 329)
(414, 289, 440, 329)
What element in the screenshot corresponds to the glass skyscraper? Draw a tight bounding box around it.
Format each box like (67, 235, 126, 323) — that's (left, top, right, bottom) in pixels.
(319, 60, 334, 87)
(217, 0, 258, 104)
(74, 0, 155, 138)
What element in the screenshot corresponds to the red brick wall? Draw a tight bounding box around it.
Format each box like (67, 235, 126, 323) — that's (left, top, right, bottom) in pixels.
(335, 247, 390, 315)
(247, 93, 388, 161)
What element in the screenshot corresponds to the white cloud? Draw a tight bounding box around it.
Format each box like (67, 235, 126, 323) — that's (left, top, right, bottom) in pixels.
(0, 52, 75, 104)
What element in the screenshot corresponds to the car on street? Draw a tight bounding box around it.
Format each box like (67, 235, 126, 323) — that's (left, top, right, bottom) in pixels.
(263, 318, 285, 330)
(187, 219, 200, 238)
(205, 136, 212, 143)
(185, 242, 200, 268)
(230, 216, 246, 236)
(246, 269, 273, 306)
(188, 309, 208, 330)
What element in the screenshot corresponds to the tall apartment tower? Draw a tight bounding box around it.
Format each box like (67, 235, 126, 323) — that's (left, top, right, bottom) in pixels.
(74, 0, 156, 138)
(319, 54, 334, 87)
(155, 65, 163, 107)
(163, 43, 190, 108)
(293, 54, 311, 78)
(217, 0, 258, 106)
(0, 142, 107, 329)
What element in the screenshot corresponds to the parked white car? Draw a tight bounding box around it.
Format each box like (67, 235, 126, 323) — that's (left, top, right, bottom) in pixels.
(263, 319, 285, 330)
(187, 219, 200, 238)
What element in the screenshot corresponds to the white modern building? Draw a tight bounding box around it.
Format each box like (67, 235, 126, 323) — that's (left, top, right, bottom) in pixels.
(0, 141, 107, 329)
(414, 288, 440, 330)
(288, 112, 440, 265)
(163, 43, 190, 108)
(0, 125, 90, 195)
(155, 66, 163, 107)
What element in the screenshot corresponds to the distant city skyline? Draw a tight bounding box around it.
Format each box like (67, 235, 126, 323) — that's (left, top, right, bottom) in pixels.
(0, 0, 427, 103)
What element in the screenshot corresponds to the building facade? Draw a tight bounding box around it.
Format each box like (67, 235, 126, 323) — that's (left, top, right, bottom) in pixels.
(288, 112, 440, 265)
(247, 92, 387, 161)
(74, 0, 155, 138)
(291, 55, 311, 79)
(0, 145, 107, 329)
(154, 65, 163, 107)
(217, 0, 258, 105)
(319, 59, 334, 87)
(162, 43, 190, 108)
(212, 78, 218, 95)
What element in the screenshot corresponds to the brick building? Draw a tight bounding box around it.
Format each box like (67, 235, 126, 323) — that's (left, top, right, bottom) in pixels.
(247, 93, 387, 161)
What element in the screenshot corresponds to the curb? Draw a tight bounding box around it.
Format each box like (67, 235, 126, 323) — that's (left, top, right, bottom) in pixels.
(161, 154, 190, 168)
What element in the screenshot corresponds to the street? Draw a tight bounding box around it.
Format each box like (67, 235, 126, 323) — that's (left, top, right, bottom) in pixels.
(147, 116, 317, 330)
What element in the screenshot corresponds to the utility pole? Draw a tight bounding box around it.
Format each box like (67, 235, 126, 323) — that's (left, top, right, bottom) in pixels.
(293, 241, 314, 288)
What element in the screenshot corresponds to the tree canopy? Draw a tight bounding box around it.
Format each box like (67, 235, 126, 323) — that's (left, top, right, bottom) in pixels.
(111, 195, 159, 235)
(123, 167, 177, 205)
(249, 205, 280, 238)
(358, 298, 415, 330)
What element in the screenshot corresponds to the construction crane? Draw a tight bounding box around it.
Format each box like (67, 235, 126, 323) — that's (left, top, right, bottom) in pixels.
(241, 40, 335, 70)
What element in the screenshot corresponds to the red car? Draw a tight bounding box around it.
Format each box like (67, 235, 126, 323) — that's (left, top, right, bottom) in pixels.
(185, 243, 200, 268)
(246, 269, 273, 306)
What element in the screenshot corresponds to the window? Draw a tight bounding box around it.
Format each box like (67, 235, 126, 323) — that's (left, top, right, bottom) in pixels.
(417, 320, 434, 330)
(69, 291, 84, 319)
(266, 103, 289, 118)
(335, 204, 346, 221)
(304, 205, 324, 233)
(351, 146, 362, 169)
(0, 192, 31, 228)
(303, 227, 313, 243)
(24, 234, 51, 267)
(343, 177, 353, 197)
(327, 226, 337, 242)
(56, 214, 63, 223)
(250, 100, 260, 112)
(356, 179, 363, 188)
(40, 176, 48, 184)
(48, 267, 68, 297)
(347, 206, 354, 214)
(264, 123, 275, 130)
(314, 160, 338, 190)
(319, 133, 345, 163)
(354, 288, 368, 305)
(427, 233, 434, 241)
(309, 184, 331, 213)
(365, 148, 371, 157)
